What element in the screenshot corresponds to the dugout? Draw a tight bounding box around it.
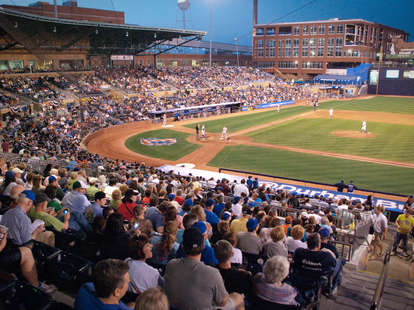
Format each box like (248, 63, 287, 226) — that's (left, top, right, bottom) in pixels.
(149, 102, 243, 123)
(368, 66, 414, 96)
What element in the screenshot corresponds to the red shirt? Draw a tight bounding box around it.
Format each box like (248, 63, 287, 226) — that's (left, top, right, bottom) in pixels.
(117, 202, 137, 221)
(175, 196, 184, 205)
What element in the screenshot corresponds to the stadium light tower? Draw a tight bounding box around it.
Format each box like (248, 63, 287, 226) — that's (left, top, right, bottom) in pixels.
(177, 0, 191, 29)
(209, 0, 212, 67)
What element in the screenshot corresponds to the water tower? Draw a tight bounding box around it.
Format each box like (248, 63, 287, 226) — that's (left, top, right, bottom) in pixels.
(177, 0, 191, 29)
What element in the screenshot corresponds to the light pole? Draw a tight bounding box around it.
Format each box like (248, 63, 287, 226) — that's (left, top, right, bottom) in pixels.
(234, 37, 239, 67)
(209, 0, 212, 67)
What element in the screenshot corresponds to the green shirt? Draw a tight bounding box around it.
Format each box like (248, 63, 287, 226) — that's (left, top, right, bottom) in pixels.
(86, 185, 99, 200)
(110, 199, 122, 210)
(29, 207, 64, 232)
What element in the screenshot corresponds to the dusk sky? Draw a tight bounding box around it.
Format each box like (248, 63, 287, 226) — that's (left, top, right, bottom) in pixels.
(3, 0, 414, 45)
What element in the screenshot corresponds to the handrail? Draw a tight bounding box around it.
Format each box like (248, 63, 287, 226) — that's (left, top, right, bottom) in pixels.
(218, 167, 407, 198)
(370, 249, 391, 310)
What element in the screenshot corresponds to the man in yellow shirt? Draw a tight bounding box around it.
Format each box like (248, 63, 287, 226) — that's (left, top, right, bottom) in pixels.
(393, 208, 414, 256)
(230, 206, 251, 235)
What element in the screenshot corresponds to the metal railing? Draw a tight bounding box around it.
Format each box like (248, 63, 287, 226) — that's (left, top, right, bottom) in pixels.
(370, 249, 391, 310)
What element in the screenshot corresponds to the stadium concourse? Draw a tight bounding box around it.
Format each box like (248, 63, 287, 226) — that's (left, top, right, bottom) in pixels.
(0, 66, 414, 310)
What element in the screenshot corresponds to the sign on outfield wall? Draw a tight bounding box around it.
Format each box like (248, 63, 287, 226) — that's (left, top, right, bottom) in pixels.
(111, 55, 134, 61)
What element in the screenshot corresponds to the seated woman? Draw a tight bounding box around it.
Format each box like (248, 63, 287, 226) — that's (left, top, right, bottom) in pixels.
(286, 225, 307, 254)
(101, 213, 130, 260)
(263, 226, 288, 260)
(253, 255, 300, 306)
(149, 221, 179, 266)
(127, 234, 164, 294)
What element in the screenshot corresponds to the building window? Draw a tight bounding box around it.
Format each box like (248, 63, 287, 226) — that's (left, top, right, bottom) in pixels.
(318, 38, 325, 47)
(303, 25, 309, 35)
(257, 62, 274, 68)
(294, 26, 300, 35)
(335, 47, 342, 56)
(278, 40, 283, 57)
(302, 38, 309, 48)
(293, 39, 299, 57)
(328, 24, 335, 34)
(279, 26, 292, 35)
(327, 47, 334, 56)
(278, 61, 298, 69)
(256, 28, 264, 35)
(257, 40, 264, 48)
(336, 37, 343, 47)
(310, 48, 316, 57)
(328, 38, 335, 47)
(318, 25, 325, 34)
(270, 49, 275, 57)
(311, 25, 317, 35)
(337, 24, 343, 34)
(309, 38, 316, 47)
(318, 47, 324, 56)
(266, 28, 275, 35)
(302, 48, 308, 57)
(258, 49, 264, 56)
(301, 61, 323, 69)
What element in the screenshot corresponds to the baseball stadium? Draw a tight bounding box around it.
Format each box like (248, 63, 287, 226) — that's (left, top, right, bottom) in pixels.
(0, 1, 414, 310)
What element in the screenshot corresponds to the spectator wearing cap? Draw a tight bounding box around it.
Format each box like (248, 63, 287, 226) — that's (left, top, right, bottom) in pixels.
(90, 191, 108, 218)
(193, 221, 218, 265)
(0, 190, 45, 245)
(167, 193, 180, 209)
(204, 198, 220, 229)
(1, 170, 17, 197)
(237, 217, 262, 255)
(230, 205, 251, 235)
(319, 228, 338, 258)
(62, 180, 91, 214)
(214, 240, 253, 297)
(75, 259, 131, 310)
(165, 227, 243, 310)
(29, 192, 70, 232)
(118, 189, 139, 221)
(48, 176, 64, 201)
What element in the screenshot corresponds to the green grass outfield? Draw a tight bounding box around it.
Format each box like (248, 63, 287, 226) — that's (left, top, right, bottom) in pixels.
(319, 96, 414, 114)
(184, 106, 312, 133)
(247, 118, 414, 163)
(208, 145, 414, 195)
(124, 129, 199, 161)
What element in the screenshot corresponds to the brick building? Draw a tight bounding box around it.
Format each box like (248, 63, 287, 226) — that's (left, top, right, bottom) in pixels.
(252, 19, 408, 78)
(1, 1, 124, 24)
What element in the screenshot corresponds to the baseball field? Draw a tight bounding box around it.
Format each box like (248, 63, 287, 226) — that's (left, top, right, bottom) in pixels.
(85, 96, 414, 196)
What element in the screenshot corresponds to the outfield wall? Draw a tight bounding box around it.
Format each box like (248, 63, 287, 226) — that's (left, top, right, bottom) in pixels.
(368, 67, 414, 96)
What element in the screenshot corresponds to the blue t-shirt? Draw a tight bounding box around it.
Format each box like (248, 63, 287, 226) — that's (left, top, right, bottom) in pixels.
(213, 203, 225, 217)
(205, 210, 220, 226)
(201, 244, 218, 265)
(75, 283, 132, 310)
(145, 207, 164, 231)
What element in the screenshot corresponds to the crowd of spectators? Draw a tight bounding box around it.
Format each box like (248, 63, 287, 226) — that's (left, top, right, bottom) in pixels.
(0, 151, 404, 309)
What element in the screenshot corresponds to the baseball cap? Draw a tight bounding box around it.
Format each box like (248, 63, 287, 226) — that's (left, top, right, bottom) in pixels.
(73, 180, 88, 190)
(221, 212, 231, 221)
(205, 199, 215, 207)
(94, 191, 106, 201)
(5, 171, 14, 179)
(246, 218, 259, 232)
(168, 193, 175, 200)
(216, 186, 224, 192)
(233, 196, 241, 204)
(183, 227, 204, 250)
(12, 167, 23, 174)
(184, 198, 193, 207)
(22, 190, 35, 202)
(48, 176, 57, 183)
(35, 192, 51, 204)
(124, 189, 139, 198)
(48, 200, 62, 211)
(193, 221, 207, 234)
(319, 227, 331, 238)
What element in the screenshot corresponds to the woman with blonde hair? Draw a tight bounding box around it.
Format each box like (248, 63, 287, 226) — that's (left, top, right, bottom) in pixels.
(135, 287, 169, 310)
(149, 221, 179, 265)
(286, 225, 307, 253)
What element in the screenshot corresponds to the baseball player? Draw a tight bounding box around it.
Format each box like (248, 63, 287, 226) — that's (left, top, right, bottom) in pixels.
(201, 125, 206, 140)
(361, 120, 367, 134)
(276, 103, 280, 112)
(162, 113, 167, 127)
(220, 126, 228, 141)
(329, 108, 333, 119)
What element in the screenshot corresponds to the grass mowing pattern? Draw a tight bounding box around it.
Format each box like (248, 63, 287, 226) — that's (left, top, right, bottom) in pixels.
(208, 145, 414, 195)
(184, 106, 312, 133)
(319, 96, 414, 114)
(124, 129, 200, 161)
(248, 118, 414, 163)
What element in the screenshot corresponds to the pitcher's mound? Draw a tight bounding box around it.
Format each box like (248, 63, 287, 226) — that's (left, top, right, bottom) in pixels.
(332, 130, 376, 139)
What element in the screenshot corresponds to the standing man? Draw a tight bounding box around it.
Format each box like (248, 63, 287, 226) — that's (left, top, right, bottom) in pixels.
(276, 103, 280, 112)
(329, 108, 333, 119)
(220, 126, 228, 141)
(361, 120, 367, 134)
(195, 123, 200, 141)
(162, 113, 167, 127)
(201, 125, 206, 141)
(313, 99, 317, 112)
(392, 208, 414, 257)
(370, 205, 388, 260)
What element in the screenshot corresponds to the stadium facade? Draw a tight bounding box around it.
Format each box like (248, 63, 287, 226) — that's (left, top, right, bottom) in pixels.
(252, 18, 408, 78)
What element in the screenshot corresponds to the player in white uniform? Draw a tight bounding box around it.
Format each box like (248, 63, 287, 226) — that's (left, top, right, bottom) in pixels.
(329, 108, 333, 119)
(162, 113, 167, 127)
(220, 126, 228, 141)
(201, 125, 206, 140)
(361, 120, 367, 134)
(277, 103, 280, 112)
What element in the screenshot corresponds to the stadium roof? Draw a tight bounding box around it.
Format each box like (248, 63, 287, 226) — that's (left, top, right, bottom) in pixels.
(0, 7, 206, 55)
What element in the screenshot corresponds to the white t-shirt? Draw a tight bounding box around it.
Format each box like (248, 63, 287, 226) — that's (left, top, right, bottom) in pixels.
(231, 247, 243, 264)
(286, 237, 307, 253)
(233, 183, 249, 197)
(231, 203, 243, 218)
(126, 259, 161, 294)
